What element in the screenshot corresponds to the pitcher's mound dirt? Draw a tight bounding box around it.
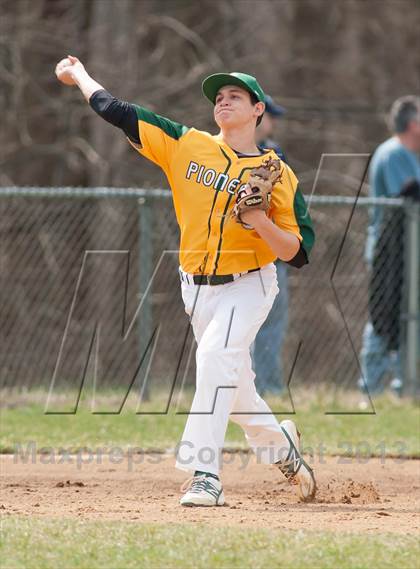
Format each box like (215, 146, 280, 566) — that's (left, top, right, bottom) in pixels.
(1, 453, 419, 534)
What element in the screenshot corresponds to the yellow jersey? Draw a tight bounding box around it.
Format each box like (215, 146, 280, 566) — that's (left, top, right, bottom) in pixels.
(128, 106, 314, 275)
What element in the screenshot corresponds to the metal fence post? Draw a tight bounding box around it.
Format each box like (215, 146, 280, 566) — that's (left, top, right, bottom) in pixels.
(404, 201, 420, 395)
(138, 197, 153, 401)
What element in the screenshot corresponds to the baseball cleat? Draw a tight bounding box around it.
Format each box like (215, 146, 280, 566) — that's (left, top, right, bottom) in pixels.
(180, 473, 225, 507)
(277, 419, 317, 502)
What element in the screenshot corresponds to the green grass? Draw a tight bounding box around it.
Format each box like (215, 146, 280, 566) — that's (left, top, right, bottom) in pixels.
(1, 388, 419, 457)
(1, 516, 419, 569)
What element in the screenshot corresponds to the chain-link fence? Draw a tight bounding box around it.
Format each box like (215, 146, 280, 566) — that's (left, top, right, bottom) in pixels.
(0, 188, 418, 400)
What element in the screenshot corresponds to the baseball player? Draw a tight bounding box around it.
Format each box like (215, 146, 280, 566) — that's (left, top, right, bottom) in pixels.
(55, 55, 316, 507)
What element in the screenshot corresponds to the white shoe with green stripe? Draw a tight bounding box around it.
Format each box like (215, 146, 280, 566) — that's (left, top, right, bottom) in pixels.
(278, 419, 317, 502)
(180, 474, 225, 507)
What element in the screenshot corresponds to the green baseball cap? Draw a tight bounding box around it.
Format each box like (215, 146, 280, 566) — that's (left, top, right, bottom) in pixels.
(202, 72, 266, 105)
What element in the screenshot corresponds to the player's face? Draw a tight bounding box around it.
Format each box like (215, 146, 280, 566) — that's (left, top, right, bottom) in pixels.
(214, 86, 262, 129)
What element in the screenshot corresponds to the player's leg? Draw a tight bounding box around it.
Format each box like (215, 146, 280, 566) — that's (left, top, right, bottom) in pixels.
(229, 351, 316, 501)
(177, 264, 279, 505)
(230, 354, 288, 463)
(177, 270, 277, 474)
(178, 278, 228, 506)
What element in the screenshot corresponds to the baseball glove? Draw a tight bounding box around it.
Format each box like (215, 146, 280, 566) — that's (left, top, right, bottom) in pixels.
(231, 157, 282, 229)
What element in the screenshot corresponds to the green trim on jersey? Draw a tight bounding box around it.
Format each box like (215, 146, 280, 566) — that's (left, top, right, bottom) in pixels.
(134, 105, 189, 140)
(294, 187, 315, 257)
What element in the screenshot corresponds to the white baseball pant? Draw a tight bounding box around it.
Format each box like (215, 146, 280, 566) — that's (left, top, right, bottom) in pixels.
(175, 262, 292, 475)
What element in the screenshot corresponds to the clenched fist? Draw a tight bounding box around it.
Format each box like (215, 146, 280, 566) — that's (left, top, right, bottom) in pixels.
(55, 55, 85, 86)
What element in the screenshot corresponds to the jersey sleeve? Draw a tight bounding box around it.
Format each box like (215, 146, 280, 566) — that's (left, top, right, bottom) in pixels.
(89, 89, 140, 143)
(128, 105, 189, 173)
(270, 164, 315, 264)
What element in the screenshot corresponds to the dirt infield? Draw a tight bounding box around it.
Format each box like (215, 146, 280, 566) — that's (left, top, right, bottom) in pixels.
(1, 453, 419, 534)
